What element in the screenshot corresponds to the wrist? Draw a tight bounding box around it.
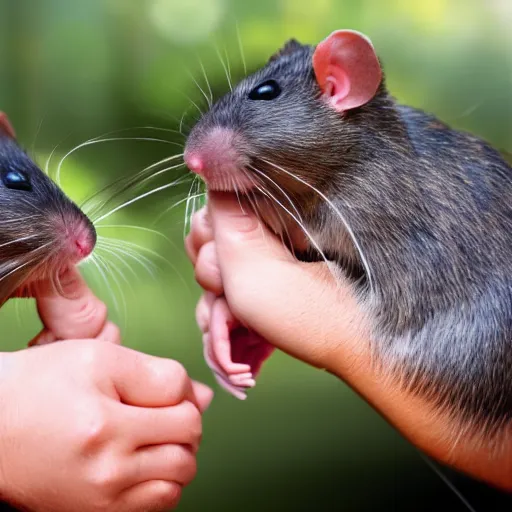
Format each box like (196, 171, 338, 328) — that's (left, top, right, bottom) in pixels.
(329, 343, 512, 492)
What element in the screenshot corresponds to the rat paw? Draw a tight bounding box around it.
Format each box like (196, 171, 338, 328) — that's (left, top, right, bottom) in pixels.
(202, 297, 275, 399)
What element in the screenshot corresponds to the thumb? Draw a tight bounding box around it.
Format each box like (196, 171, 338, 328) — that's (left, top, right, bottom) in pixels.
(191, 381, 214, 413)
(208, 192, 294, 276)
(207, 192, 350, 369)
(33, 267, 108, 341)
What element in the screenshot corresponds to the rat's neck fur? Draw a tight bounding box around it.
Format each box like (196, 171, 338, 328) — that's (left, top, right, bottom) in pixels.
(302, 91, 512, 435)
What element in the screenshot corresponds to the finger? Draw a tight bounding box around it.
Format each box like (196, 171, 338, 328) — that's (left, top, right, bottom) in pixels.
(28, 328, 57, 347)
(195, 292, 215, 333)
(123, 401, 202, 450)
(214, 372, 248, 400)
(116, 480, 182, 512)
(185, 207, 213, 264)
(110, 349, 202, 408)
(194, 241, 223, 295)
(35, 267, 108, 340)
(191, 380, 214, 413)
(209, 192, 294, 276)
(129, 445, 197, 487)
(210, 297, 251, 374)
(96, 321, 122, 344)
(201, 333, 248, 399)
(229, 372, 256, 388)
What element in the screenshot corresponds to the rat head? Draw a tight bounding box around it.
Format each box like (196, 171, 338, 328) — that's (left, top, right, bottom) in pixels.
(185, 30, 384, 205)
(0, 113, 96, 303)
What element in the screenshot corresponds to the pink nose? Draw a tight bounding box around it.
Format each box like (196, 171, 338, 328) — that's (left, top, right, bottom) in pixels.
(185, 153, 204, 175)
(74, 237, 93, 259)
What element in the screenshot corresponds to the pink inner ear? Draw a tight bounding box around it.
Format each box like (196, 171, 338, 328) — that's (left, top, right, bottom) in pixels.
(324, 65, 351, 106)
(313, 30, 382, 112)
(0, 112, 16, 139)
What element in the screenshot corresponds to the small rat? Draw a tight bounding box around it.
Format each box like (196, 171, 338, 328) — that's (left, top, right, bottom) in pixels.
(0, 112, 96, 306)
(184, 29, 512, 436)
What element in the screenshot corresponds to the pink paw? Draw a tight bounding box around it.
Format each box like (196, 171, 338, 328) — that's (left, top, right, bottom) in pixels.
(200, 296, 274, 399)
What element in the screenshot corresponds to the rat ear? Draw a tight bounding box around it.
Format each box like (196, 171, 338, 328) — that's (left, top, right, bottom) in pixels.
(313, 30, 382, 112)
(269, 39, 303, 62)
(0, 112, 16, 139)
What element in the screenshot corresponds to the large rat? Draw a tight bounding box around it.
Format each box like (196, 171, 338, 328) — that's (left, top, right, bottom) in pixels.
(0, 112, 96, 306)
(184, 29, 512, 436)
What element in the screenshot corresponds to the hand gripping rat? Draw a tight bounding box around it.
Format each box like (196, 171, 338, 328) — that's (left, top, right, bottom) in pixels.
(0, 112, 96, 309)
(184, 29, 512, 435)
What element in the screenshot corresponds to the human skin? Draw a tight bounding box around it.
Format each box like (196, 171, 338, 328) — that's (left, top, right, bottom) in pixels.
(0, 268, 213, 512)
(186, 191, 512, 492)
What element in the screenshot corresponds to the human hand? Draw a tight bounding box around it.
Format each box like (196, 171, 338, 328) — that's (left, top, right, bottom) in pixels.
(0, 267, 213, 512)
(0, 341, 212, 512)
(185, 192, 512, 491)
(185, 192, 368, 399)
(29, 266, 120, 346)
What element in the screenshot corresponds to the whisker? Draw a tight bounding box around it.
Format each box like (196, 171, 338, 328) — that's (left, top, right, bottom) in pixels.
(235, 20, 247, 76)
(215, 43, 233, 91)
(197, 56, 214, 105)
(45, 132, 74, 177)
(250, 178, 338, 282)
(89, 253, 120, 314)
(96, 251, 128, 325)
(188, 70, 212, 108)
(183, 176, 199, 238)
(260, 157, 374, 293)
(55, 136, 183, 186)
(31, 113, 46, 157)
(99, 236, 191, 297)
(97, 239, 157, 278)
(0, 234, 39, 249)
(419, 454, 477, 512)
(180, 106, 193, 136)
(248, 164, 304, 223)
(95, 245, 139, 282)
(224, 46, 233, 85)
(92, 175, 190, 224)
(95, 224, 176, 247)
(0, 242, 54, 284)
(134, 163, 187, 191)
(153, 192, 206, 226)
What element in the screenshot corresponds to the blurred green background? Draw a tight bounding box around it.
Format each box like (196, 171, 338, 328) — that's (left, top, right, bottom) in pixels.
(1, 0, 511, 510)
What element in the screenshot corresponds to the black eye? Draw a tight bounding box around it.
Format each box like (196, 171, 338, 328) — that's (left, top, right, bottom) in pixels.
(249, 80, 281, 101)
(1, 170, 32, 191)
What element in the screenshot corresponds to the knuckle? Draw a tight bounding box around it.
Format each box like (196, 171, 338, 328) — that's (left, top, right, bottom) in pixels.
(172, 446, 197, 485)
(72, 300, 108, 334)
(195, 296, 211, 333)
(88, 461, 123, 494)
(194, 246, 222, 294)
(168, 360, 188, 384)
(180, 402, 203, 444)
(78, 409, 111, 452)
(104, 322, 121, 343)
(151, 360, 189, 403)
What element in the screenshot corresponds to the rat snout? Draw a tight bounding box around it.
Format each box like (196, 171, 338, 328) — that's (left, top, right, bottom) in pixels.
(73, 226, 95, 259)
(61, 215, 96, 263)
(185, 127, 254, 192)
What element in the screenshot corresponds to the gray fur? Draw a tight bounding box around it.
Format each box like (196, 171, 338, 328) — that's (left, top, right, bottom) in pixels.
(0, 134, 96, 304)
(186, 40, 512, 435)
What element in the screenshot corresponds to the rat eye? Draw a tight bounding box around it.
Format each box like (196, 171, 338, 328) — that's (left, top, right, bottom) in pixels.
(1, 170, 32, 192)
(249, 80, 281, 101)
